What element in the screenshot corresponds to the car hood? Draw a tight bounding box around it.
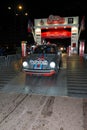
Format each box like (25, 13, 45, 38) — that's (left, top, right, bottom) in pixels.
(27, 54, 57, 62)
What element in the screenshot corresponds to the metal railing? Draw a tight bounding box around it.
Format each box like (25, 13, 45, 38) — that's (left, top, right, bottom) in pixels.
(0, 54, 22, 68)
(83, 53, 87, 60)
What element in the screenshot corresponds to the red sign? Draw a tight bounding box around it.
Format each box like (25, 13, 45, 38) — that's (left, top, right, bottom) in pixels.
(47, 15, 65, 24)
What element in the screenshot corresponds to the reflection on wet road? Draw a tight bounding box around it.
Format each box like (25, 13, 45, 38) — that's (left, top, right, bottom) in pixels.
(1, 54, 67, 96)
(24, 68, 67, 96)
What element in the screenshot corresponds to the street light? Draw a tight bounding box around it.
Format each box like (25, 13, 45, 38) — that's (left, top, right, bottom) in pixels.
(7, 4, 29, 45)
(8, 6, 11, 10)
(18, 5, 23, 10)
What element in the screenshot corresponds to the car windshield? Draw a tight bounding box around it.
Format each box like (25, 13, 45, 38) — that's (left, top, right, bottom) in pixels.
(33, 45, 57, 54)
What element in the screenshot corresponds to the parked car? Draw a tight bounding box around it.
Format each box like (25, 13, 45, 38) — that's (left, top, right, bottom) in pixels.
(22, 44, 61, 76)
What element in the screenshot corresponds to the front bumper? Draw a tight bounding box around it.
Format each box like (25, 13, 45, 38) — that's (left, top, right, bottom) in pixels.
(23, 69, 56, 76)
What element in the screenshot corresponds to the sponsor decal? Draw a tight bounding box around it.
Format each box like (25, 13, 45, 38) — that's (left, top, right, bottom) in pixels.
(30, 54, 48, 65)
(30, 60, 48, 65)
(34, 64, 43, 69)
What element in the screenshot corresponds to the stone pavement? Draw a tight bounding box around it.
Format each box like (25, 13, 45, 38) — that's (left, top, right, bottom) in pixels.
(0, 92, 87, 130)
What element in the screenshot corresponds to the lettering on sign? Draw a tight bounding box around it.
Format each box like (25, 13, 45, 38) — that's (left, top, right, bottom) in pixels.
(47, 15, 65, 24)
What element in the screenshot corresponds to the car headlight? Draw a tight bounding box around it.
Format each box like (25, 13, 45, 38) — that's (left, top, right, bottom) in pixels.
(22, 61, 29, 67)
(50, 62, 56, 68)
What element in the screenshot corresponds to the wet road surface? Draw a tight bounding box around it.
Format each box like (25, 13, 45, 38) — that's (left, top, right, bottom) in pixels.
(0, 54, 87, 98)
(0, 54, 87, 130)
(67, 55, 87, 98)
(0, 54, 67, 96)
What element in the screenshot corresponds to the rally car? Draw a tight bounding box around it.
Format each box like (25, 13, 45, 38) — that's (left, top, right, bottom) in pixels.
(22, 44, 61, 76)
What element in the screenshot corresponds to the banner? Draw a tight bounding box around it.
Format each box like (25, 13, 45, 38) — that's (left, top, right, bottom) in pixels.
(81, 16, 85, 31)
(21, 41, 27, 57)
(79, 40, 85, 56)
(27, 20, 33, 33)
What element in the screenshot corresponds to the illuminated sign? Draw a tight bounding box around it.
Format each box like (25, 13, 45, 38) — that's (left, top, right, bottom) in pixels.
(47, 15, 65, 24)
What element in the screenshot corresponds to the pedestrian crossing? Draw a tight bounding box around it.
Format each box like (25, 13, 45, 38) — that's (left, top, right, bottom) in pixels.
(67, 55, 87, 98)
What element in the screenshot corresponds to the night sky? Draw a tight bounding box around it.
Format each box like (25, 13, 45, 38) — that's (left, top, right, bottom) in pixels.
(0, 0, 86, 45)
(0, 0, 87, 20)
